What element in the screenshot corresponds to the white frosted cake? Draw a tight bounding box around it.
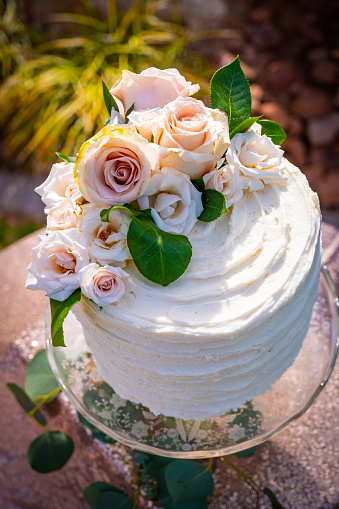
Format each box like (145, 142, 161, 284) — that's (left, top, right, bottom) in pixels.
(74, 159, 321, 420)
(26, 62, 322, 421)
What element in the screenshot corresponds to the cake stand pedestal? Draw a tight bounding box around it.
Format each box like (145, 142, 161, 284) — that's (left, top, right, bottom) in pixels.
(46, 267, 339, 459)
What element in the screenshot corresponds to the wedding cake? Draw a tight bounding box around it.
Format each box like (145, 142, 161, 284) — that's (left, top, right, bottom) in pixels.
(26, 59, 322, 421)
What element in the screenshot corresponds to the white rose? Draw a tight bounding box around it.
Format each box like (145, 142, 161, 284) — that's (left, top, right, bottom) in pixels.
(35, 162, 82, 214)
(76, 125, 159, 206)
(127, 108, 161, 142)
(26, 228, 89, 301)
(226, 123, 287, 186)
(153, 97, 230, 178)
(81, 205, 131, 265)
(79, 263, 134, 306)
(110, 67, 200, 112)
(137, 167, 203, 235)
(203, 164, 243, 206)
(47, 202, 82, 231)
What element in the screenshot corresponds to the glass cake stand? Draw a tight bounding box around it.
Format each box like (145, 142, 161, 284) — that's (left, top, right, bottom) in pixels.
(46, 266, 339, 459)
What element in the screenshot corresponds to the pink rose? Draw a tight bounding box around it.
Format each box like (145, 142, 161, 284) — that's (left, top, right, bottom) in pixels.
(76, 125, 159, 206)
(79, 263, 134, 306)
(153, 97, 230, 178)
(110, 67, 200, 112)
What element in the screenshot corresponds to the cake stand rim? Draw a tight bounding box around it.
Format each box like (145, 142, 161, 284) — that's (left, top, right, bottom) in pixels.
(45, 265, 339, 459)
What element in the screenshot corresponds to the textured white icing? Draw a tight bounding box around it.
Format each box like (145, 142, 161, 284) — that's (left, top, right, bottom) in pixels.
(74, 160, 322, 420)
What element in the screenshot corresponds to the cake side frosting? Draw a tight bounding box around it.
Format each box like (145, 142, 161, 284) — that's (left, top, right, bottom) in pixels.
(74, 159, 322, 420)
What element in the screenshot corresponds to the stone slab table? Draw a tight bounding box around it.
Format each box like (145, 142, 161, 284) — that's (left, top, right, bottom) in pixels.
(0, 224, 338, 509)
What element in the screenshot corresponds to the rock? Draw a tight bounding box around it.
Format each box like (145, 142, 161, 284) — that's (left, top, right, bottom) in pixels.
(261, 102, 290, 130)
(317, 172, 339, 208)
(265, 60, 298, 92)
(303, 164, 325, 193)
(307, 113, 339, 146)
(282, 137, 306, 167)
(291, 87, 331, 119)
(311, 60, 337, 84)
(250, 84, 264, 102)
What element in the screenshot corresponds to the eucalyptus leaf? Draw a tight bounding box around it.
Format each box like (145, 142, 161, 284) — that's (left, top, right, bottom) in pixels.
(7, 383, 46, 426)
(102, 78, 119, 115)
(96, 491, 134, 509)
(258, 120, 287, 145)
(78, 413, 116, 443)
(164, 459, 213, 504)
(234, 445, 257, 457)
(263, 488, 287, 509)
(50, 288, 81, 347)
(230, 116, 262, 139)
(83, 482, 126, 509)
(210, 56, 251, 132)
(191, 177, 205, 192)
(127, 213, 192, 286)
(27, 431, 74, 473)
(55, 152, 76, 164)
(198, 189, 228, 222)
(25, 349, 59, 403)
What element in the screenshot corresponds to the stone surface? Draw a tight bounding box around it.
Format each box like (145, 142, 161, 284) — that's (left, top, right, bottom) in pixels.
(307, 113, 339, 146)
(291, 87, 331, 119)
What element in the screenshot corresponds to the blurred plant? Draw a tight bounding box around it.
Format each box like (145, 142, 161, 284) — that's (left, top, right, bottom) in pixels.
(0, 0, 234, 173)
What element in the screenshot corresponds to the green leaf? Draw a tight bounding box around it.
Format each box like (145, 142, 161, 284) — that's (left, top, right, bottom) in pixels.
(25, 349, 59, 403)
(104, 117, 111, 126)
(234, 445, 257, 457)
(263, 488, 287, 509)
(257, 120, 287, 145)
(50, 288, 81, 347)
(102, 78, 119, 116)
(127, 213, 192, 286)
(83, 482, 126, 509)
(7, 383, 46, 426)
(191, 177, 205, 192)
(210, 56, 251, 132)
(230, 116, 262, 139)
(125, 102, 135, 120)
(135, 452, 173, 478)
(198, 189, 228, 222)
(100, 203, 136, 222)
(27, 431, 74, 473)
(164, 459, 214, 504)
(78, 413, 116, 443)
(96, 491, 134, 509)
(55, 152, 76, 164)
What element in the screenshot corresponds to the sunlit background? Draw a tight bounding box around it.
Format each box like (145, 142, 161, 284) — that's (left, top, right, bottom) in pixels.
(0, 0, 338, 248)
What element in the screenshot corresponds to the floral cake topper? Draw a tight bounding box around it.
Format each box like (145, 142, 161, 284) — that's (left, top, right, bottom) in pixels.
(26, 57, 287, 346)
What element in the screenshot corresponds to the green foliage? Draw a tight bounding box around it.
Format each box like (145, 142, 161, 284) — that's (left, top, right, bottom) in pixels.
(210, 56, 251, 132)
(27, 430, 74, 473)
(7, 383, 46, 426)
(263, 487, 287, 508)
(258, 120, 287, 145)
(198, 189, 228, 222)
(127, 211, 192, 286)
(0, 216, 42, 250)
(55, 152, 76, 163)
(191, 177, 205, 192)
(50, 288, 82, 347)
(102, 78, 119, 116)
(164, 460, 213, 504)
(0, 0, 211, 172)
(234, 446, 257, 458)
(78, 412, 116, 444)
(25, 349, 60, 402)
(230, 116, 262, 139)
(84, 482, 132, 509)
